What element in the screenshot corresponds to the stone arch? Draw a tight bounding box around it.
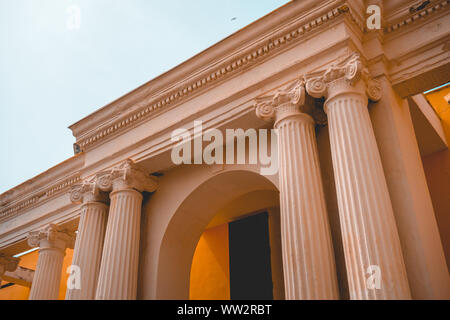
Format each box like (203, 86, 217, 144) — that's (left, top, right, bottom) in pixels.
(149, 166, 279, 299)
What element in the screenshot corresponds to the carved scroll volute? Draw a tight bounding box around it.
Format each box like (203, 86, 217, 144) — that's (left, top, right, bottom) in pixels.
(304, 52, 381, 102)
(271, 80, 306, 108)
(255, 79, 308, 122)
(70, 181, 100, 204)
(95, 159, 158, 193)
(96, 171, 114, 192)
(289, 81, 306, 107)
(362, 69, 382, 102)
(255, 98, 276, 121)
(27, 224, 76, 249)
(304, 74, 327, 99)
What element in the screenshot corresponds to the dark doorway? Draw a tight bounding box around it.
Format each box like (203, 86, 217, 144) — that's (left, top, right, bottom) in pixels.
(228, 212, 273, 299)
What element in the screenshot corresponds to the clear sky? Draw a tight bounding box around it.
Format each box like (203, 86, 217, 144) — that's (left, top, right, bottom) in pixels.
(0, 0, 290, 193)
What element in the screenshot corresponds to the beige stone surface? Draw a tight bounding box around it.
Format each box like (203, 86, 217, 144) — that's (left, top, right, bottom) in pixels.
(1, 0, 449, 300)
(256, 81, 339, 299)
(66, 182, 109, 300)
(27, 224, 75, 300)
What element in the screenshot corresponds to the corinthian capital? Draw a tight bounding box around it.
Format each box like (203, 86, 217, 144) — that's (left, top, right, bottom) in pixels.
(255, 80, 318, 123)
(27, 224, 76, 250)
(70, 180, 106, 204)
(96, 159, 158, 193)
(304, 52, 381, 102)
(0, 253, 19, 275)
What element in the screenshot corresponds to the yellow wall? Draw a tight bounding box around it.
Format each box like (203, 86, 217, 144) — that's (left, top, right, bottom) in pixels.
(422, 85, 450, 269)
(0, 248, 73, 300)
(189, 223, 230, 300)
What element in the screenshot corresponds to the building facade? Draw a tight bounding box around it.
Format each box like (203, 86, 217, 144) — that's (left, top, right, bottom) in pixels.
(1, 0, 450, 300)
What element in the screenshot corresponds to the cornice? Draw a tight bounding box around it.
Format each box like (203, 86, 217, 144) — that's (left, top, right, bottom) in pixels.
(0, 174, 82, 223)
(384, 0, 449, 34)
(74, 3, 362, 152)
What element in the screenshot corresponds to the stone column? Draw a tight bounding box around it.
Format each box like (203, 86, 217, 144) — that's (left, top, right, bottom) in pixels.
(305, 53, 411, 299)
(66, 181, 109, 300)
(0, 253, 19, 283)
(255, 80, 339, 299)
(95, 159, 157, 300)
(27, 224, 75, 300)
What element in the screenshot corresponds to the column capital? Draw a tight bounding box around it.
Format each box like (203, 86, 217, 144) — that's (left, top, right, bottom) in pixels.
(0, 253, 19, 275)
(255, 80, 325, 126)
(27, 224, 75, 251)
(70, 180, 107, 204)
(304, 52, 381, 104)
(96, 159, 158, 193)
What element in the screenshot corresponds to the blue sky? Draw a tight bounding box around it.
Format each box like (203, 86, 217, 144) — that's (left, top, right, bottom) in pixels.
(0, 0, 290, 193)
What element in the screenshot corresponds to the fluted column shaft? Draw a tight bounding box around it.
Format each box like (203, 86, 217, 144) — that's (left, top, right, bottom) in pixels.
(276, 112, 339, 299)
(94, 160, 156, 300)
(325, 80, 411, 299)
(256, 81, 339, 299)
(305, 53, 411, 299)
(29, 242, 65, 299)
(27, 224, 75, 300)
(95, 188, 143, 299)
(66, 201, 108, 299)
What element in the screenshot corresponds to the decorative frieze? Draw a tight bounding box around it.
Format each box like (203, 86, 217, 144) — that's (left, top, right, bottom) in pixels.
(385, 0, 449, 33)
(0, 175, 81, 222)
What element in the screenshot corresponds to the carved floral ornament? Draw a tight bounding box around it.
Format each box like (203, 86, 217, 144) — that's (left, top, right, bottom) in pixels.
(70, 180, 101, 204)
(304, 53, 382, 102)
(27, 224, 76, 249)
(0, 253, 20, 273)
(255, 79, 327, 125)
(71, 160, 158, 202)
(255, 80, 306, 121)
(255, 53, 381, 123)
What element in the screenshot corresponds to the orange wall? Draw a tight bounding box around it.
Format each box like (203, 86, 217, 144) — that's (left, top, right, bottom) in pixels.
(189, 223, 230, 300)
(422, 85, 450, 269)
(0, 248, 73, 300)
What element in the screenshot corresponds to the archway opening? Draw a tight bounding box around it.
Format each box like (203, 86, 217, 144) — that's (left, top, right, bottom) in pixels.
(155, 169, 284, 299)
(189, 189, 284, 300)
